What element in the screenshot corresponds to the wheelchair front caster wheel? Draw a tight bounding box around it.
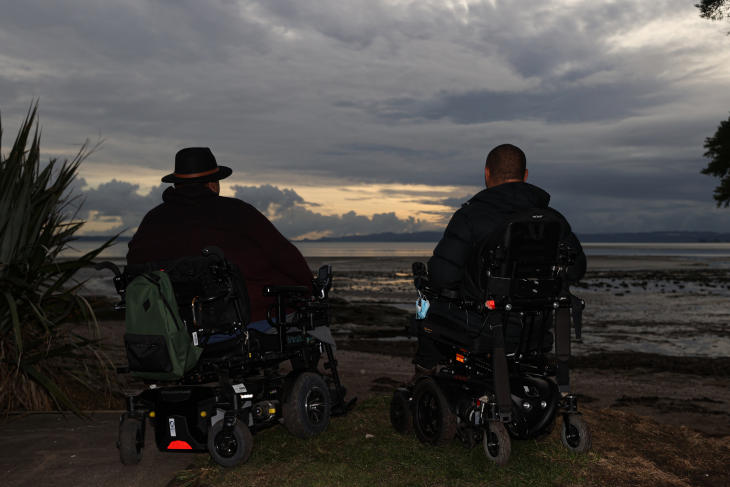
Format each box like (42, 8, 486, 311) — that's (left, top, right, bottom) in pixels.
(118, 418, 143, 466)
(561, 414, 592, 453)
(390, 390, 413, 435)
(483, 422, 511, 466)
(208, 419, 253, 468)
(412, 379, 457, 447)
(283, 372, 331, 438)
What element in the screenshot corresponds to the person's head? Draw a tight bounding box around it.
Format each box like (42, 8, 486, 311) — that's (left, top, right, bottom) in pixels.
(484, 144, 528, 188)
(161, 147, 231, 194)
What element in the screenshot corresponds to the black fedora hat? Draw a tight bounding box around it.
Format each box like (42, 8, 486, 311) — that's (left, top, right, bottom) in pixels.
(161, 147, 232, 184)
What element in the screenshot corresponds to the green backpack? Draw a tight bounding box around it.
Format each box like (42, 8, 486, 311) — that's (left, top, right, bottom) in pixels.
(123, 271, 203, 381)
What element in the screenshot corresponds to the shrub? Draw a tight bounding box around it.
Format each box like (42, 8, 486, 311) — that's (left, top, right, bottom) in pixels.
(0, 101, 116, 414)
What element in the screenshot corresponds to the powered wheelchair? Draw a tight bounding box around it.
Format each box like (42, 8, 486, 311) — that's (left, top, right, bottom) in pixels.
(389, 209, 591, 466)
(96, 246, 356, 468)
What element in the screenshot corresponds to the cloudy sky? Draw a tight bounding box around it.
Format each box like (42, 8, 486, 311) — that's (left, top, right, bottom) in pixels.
(2, 0, 730, 239)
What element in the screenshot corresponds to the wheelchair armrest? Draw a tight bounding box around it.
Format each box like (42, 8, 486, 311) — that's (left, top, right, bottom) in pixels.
(414, 275, 461, 300)
(95, 261, 121, 277)
(262, 285, 310, 297)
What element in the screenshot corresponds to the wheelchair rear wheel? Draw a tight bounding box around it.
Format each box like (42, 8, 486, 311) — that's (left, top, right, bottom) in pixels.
(560, 414, 592, 453)
(207, 419, 253, 468)
(118, 418, 143, 466)
(390, 390, 413, 435)
(283, 372, 331, 438)
(483, 422, 511, 466)
(412, 380, 457, 447)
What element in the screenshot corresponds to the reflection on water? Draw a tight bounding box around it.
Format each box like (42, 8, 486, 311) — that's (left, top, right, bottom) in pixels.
(574, 330, 730, 358)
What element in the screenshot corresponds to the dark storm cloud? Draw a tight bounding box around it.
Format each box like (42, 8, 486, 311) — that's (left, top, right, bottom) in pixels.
(1, 0, 728, 234)
(232, 184, 308, 217)
(69, 178, 169, 235)
(232, 184, 436, 238)
(70, 181, 436, 239)
(323, 143, 460, 161)
(357, 82, 672, 124)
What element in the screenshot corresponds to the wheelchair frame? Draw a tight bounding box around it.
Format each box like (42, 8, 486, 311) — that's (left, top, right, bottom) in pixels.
(96, 246, 356, 467)
(390, 225, 591, 465)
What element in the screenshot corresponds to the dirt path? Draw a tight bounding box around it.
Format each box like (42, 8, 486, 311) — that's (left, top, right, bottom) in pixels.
(0, 412, 191, 487)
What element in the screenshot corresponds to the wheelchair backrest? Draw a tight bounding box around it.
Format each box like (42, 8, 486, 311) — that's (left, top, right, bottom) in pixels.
(463, 208, 566, 301)
(124, 252, 251, 332)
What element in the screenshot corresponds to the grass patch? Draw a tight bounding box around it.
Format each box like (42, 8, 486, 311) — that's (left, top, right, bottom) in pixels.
(169, 397, 594, 487)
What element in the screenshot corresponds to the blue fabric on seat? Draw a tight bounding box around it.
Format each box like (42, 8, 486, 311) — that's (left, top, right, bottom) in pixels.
(206, 316, 287, 344)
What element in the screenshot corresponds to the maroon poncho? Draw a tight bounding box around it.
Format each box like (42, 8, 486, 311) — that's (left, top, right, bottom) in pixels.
(126, 185, 313, 322)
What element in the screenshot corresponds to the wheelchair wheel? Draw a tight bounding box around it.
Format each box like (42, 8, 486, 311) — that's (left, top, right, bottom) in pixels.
(390, 390, 413, 435)
(483, 422, 511, 466)
(283, 372, 331, 438)
(560, 414, 592, 453)
(118, 418, 143, 466)
(412, 380, 457, 447)
(207, 419, 253, 468)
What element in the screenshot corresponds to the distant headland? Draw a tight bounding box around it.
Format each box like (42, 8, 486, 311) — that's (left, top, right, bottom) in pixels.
(76, 231, 730, 244)
(293, 231, 730, 243)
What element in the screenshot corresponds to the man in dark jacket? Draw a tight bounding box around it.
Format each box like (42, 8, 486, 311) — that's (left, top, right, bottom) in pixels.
(127, 147, 313, 330)
(411, 144, 586, 382)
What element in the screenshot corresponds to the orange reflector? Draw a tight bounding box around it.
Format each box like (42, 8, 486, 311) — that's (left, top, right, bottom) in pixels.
(168, 440, 192, 450)
(486, 300, 495, 310)
(456, 354, 465, 363)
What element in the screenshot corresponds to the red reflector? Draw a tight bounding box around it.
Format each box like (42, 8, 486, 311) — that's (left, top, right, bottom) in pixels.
(168, 440, 192, 450)
(486, 300, 495, 310)
(159, 269, 165, 272)
(456, 354, 465, 363)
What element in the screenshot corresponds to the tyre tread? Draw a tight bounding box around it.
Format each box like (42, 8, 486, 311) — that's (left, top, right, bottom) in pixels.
(283, 372, 331, 439)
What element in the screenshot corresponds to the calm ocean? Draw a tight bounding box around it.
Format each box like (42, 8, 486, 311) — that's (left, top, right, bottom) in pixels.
(61, 240, 730, 259)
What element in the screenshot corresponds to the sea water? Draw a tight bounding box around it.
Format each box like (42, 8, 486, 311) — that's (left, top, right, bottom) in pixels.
(61, 240, 730, 259)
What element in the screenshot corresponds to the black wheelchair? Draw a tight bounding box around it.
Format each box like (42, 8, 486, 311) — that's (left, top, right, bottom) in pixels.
(389, 209, 591, 465)
(96, 246, 356, 468)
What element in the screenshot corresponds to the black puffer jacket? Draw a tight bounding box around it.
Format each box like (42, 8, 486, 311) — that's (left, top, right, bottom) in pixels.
(428, 182, 586, 296)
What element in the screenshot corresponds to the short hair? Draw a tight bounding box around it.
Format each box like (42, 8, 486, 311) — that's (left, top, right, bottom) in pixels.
(485, 144, 526, 182)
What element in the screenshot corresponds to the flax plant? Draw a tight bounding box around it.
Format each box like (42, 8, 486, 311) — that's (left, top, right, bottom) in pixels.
(0, 102, 116, 415)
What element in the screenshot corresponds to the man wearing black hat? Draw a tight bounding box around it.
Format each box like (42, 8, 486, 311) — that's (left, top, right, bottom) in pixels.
(127, 147, 314, 331)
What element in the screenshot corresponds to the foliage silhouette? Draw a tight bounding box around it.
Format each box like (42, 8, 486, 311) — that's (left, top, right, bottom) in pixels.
(0, 101, 117, 414)
(701, 114, 730, 208)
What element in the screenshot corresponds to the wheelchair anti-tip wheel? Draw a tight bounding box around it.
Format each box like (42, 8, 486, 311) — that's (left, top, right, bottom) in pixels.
(560, 414, 592, 453)
(412, 379, 457, 447)
(118, 418, 143, 466)
(483, 422, 511, 466)
(207, 419, 253, 468)
(390, 390, 413, 435)
(283, 372, 331, 438)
